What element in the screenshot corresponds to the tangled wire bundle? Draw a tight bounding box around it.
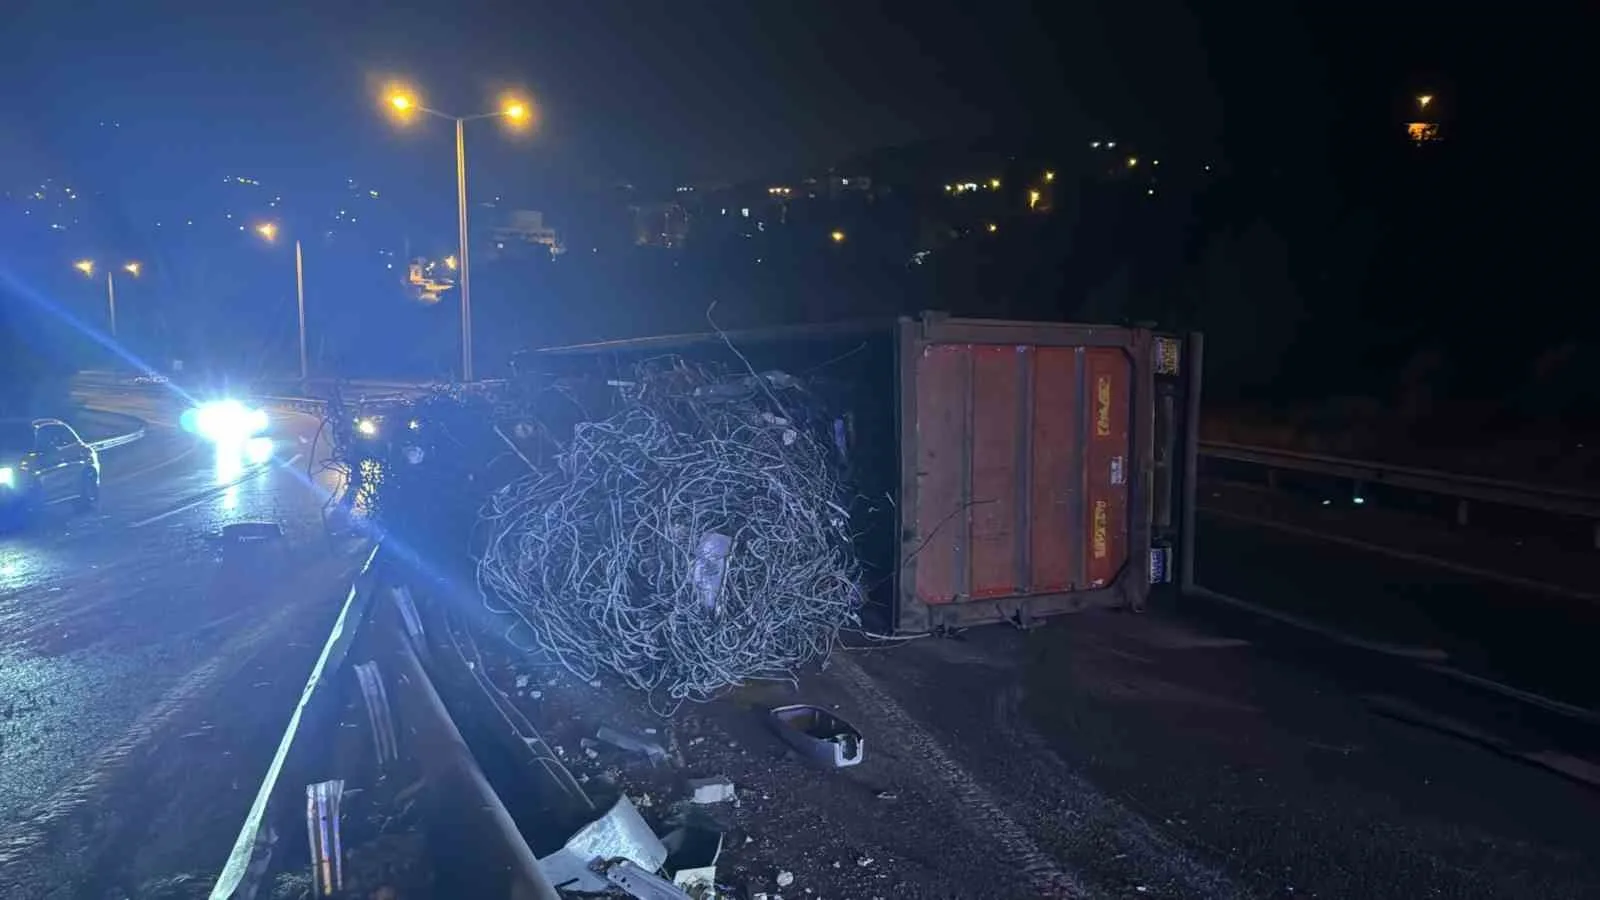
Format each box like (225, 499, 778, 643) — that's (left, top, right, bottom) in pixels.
(477, 362, 862, 708)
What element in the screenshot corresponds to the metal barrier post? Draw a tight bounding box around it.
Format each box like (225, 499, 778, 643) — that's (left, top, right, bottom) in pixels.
(1179, 332, 1204, 593)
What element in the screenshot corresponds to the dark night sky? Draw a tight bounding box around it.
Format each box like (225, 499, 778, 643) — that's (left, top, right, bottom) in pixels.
(1, 1, 1225, 204)
(2, 2, 1593, 266)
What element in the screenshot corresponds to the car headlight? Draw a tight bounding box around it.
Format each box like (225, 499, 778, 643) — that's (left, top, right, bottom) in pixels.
(0, 467, 12, 489)
(184, 399, 269, 443)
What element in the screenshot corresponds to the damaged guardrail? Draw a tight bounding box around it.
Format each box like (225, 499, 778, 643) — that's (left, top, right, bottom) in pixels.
(210, 545, 385, 899)
(210, 543, 565, 899)
(210, 541, 734, 900)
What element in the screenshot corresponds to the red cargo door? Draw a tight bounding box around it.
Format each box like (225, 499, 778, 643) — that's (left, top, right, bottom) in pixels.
(907, 335, 1134, 623)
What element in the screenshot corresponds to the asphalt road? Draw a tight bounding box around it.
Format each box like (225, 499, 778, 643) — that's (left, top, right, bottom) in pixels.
(467, 478, 1600, 899)
(0, 389, 362, 899)
(1193, 478, 1600, 711)
(4, 388, 1595, 898)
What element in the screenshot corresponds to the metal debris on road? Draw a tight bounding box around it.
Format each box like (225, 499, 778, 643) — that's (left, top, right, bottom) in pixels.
(597, 724, 670, 764)
(604, 858, 695, 900)
(353, 661, 399, 767)
(770, 704, 865, 767)
(305, 780, 345, 897)
(537, 794, 668, 893)
(687, 775, 737, 805)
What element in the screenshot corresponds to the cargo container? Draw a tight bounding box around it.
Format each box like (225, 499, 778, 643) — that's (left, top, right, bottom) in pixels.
(516, 312, 1201, 633)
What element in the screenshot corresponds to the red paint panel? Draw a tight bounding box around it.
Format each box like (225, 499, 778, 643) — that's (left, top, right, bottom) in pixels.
(1083, 348, 1131, 588)
(1029, 347, 1080, 592)
(913, 344, 970, 605)
(969, 346, 1022, 598)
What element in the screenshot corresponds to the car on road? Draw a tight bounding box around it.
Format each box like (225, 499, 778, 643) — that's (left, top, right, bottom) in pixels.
(0, 418, 101, 518)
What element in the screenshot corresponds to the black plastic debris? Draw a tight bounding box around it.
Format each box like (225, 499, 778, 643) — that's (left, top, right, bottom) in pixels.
(662, 821, 724, 893)
(221, 521, 284, 544)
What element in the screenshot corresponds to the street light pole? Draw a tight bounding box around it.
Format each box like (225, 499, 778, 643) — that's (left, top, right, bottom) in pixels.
(105, 271, 118, 338)
(455, 116, 473, 382)
(255, 223, 309, 381)
(383, 89, 528, 383)
(294, 238, 308, 382)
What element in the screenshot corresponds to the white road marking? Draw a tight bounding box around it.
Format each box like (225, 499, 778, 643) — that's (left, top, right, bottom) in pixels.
(829, 655, 1090, 898)
(1199, 505, 1599, 603)
(1184, 584, 1448, 662)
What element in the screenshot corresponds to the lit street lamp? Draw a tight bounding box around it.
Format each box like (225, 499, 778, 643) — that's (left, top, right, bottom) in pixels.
(255, 222, 309, 381)
(383, 86, 531, 382)
(75, 259, 140, 338)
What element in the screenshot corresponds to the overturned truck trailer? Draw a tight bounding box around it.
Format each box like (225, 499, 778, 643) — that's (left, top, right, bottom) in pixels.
(516, 312, 1202, 632)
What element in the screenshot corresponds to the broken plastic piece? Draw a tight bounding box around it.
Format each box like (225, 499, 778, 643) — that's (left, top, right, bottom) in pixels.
(770, 704, 865, 767)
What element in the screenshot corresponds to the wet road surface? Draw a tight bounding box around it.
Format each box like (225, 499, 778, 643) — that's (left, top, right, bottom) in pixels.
(1194, 481, 1600, 709)
(3, 388, 1596, 898)
(0, 390, 362, 898)
(469, 477, 1600, 899)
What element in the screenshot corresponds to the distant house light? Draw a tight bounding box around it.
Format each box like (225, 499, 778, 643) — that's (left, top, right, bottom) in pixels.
(741, 207, 750, 218)
(1406, 122, 1440, 143)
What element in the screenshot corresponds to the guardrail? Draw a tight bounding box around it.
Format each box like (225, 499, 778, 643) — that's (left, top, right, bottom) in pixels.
(212, 543, 579, 900)
(1200, 439, 1600, 548)
(87, 425, 146, 452)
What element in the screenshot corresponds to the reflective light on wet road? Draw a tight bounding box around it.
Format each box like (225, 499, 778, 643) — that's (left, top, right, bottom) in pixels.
(0, 547, 51, 586)
(213, 437, 275, 486)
